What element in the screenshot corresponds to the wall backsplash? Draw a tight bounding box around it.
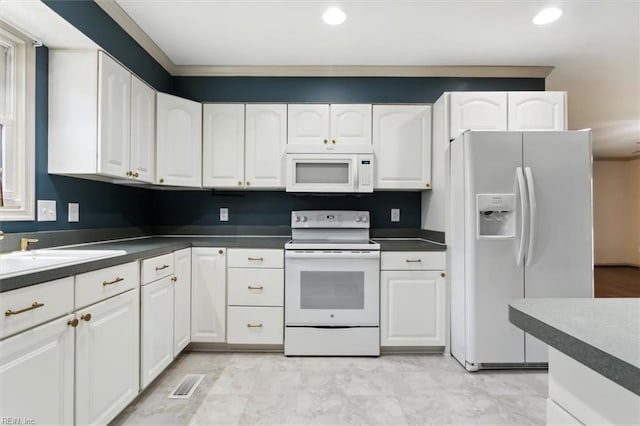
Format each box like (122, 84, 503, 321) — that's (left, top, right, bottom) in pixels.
(1, 3, 545, 235)
(152, 191, 421, 228)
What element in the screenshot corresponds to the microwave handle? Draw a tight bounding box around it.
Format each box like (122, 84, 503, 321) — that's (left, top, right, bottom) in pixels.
(353, 158, 359, 189)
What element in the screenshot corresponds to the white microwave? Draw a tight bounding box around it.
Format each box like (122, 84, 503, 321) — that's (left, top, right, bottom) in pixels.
(285, 152, 374, 193)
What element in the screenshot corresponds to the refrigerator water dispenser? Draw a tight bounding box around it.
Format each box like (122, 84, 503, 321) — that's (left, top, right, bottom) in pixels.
(476, 194, 516, 239)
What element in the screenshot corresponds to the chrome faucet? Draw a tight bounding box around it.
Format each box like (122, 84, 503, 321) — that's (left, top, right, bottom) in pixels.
(20, 238, 39, 251)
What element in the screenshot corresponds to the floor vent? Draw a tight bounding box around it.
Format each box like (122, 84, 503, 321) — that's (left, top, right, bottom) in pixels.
(168, 374, 205, 399)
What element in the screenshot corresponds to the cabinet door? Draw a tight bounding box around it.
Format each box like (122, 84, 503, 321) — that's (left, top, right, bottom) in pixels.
(449, 92, 507, 139)
(191, 248, 226, 342)
(330, 104, 372, 146)
(76, 289, 140, 425)
(380, 270, 445, 346)
(0, 314, 74, 425)
(140, 277, 174, 389)
(245, 104, 287, 189)
(156, 92, 202, 187)
(202, 104, 245, 188)
(173, 248, 192, 356)
(373, 105, 432, 189)
(508, 91, 566, 131)
(98, 52, 131, 179)
(287, 104, 330, 145)
(130, 75, 156, 183)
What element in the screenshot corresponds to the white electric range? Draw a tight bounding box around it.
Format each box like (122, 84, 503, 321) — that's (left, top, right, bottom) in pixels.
(284, 211, 381, 356)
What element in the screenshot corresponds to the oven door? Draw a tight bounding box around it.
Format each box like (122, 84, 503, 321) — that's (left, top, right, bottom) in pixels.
(286, 154, 356, 193)
(285, 250, 380, 326)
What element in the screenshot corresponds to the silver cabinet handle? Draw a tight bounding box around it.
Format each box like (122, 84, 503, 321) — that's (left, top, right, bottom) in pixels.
(247, 286, 264, 290)
(247, 257, 264, 261)
(405, 259, 422, 263)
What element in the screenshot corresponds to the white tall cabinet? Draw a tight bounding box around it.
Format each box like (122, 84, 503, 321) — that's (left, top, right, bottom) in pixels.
(48, 50, 156, 183)
(156, 93, 202, 187)
(191, 248, 227, 342)
(288, 104, 371, 147)
(373, 105, 432, 189)
(173, 248, 192, 355)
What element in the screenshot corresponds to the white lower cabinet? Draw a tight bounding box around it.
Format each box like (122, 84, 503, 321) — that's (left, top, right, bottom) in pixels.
(173, 248, 192, 355)
(191, 248, 227, 342)
(226, 249, 284, 345)
(140, 276, 174, 389)
(0, 314, 75, 425)
(75, 288, 140, 425)
(380, 252, 446, 347)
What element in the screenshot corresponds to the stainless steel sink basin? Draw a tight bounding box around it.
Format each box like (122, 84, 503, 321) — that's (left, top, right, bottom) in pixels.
(0, 249, 127, 279)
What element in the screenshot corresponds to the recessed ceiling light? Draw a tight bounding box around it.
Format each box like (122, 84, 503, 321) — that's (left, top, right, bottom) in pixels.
(323, 7, 346, 26)
(533, 7, 563, 25)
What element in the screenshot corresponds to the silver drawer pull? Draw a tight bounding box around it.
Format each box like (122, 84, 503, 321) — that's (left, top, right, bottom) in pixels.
(155, 264, 170, 271)
(248, 286, 264, 290)
(405, 259, 422, 263)
(247, 257, 264, 261)
(103, 277, 124, 286)
(247, 323, 263, 328)
(5, 302, 45, 317)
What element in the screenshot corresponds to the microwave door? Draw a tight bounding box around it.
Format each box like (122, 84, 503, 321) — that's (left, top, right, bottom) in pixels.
(288, 157, 355, 192)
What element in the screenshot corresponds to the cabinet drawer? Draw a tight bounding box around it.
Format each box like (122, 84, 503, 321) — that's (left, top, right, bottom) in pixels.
(227, 269, 284, 306)
(227, 307, 283, 344)
(381, 251, 445, 270)
(75, 261, 139, 308)
(1, 277, 74, 339)
(141, 252, 174, 285)
(227, 249, 283, 268)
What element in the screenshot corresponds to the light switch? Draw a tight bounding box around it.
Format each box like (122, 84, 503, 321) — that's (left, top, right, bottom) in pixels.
(391, 208, 400, 222)
(220, 207, 229, 222)
(68, 203, 79, 222)
(38, 200, 57, 221)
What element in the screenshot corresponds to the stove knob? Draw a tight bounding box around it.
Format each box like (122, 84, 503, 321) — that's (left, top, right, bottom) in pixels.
(302, 216, 308, 223)
(361, 215, 368, 223)
(295, 216, 301, 222)
(354, 217, 362, 223)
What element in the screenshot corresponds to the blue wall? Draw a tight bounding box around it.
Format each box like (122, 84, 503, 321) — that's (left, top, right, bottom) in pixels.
(3, 2, 545, 233)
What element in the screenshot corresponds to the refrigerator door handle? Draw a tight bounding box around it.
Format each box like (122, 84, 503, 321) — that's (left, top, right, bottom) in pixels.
(516, 167, 528, 266)
(525, 167, 537, 266)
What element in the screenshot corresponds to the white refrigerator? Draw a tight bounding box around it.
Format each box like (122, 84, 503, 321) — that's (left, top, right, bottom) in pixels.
(448, 130, 593, 371)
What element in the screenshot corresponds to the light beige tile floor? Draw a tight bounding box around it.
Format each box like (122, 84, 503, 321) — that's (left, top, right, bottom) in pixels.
(112, 352, 547, 426)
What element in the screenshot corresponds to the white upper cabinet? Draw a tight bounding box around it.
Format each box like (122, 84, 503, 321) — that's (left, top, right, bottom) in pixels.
(288, 104, 372, 148)
(203, 104, 245, 188)
(330, 104, 372, 146)
(245, 104, 287, 189)
(204, 104, 287, 189)
(156, 92, 202, 187)
(129, 76, 156, 183)
(98, 52, 131, 179)
(507, 91, 566, 131)
(49, 50, 155, 183)
(449, 92, 508, 139)
(373, 105, 432, 189)
(287, 104, 330, 145)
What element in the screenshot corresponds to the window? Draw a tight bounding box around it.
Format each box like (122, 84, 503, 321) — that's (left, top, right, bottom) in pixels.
(0, 21, 35, 221)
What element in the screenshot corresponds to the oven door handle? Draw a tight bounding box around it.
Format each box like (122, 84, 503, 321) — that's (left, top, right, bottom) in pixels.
(285, 251, 380, 260)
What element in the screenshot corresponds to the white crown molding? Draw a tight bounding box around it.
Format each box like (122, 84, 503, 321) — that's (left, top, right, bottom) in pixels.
(94, 0, 176, 74)
(172, 65, 554, 78)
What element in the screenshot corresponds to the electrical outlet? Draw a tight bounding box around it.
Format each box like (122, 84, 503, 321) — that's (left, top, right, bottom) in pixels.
(68, 203, 79, 222)
(391, 208, 400, 222)
(37, 200, 57, 221)
(220, 207, 229, 222)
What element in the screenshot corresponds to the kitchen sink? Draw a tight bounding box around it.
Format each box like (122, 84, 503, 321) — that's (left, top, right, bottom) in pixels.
(0, 249, 127, 279)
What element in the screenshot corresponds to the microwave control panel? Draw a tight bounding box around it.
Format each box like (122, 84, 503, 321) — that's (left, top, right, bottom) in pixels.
(358, 155, 374, 190)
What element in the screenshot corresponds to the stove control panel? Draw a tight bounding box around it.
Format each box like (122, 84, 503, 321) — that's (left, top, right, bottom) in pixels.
(291, 211, 370, 228)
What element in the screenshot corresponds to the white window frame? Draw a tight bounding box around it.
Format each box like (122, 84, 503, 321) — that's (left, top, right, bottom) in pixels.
(0, 21, 35, 221)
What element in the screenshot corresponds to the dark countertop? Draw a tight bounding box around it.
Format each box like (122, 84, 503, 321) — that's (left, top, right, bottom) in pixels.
(1, 236, 445, 292)
(509, 298, 640, 396)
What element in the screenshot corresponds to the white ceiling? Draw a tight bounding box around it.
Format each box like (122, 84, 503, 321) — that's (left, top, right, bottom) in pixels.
(2, 0, 639, 157)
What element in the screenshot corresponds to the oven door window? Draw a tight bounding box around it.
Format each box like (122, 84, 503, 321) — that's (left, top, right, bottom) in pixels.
(295, 162, 351, 185)
(300, 271, 364, 309)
